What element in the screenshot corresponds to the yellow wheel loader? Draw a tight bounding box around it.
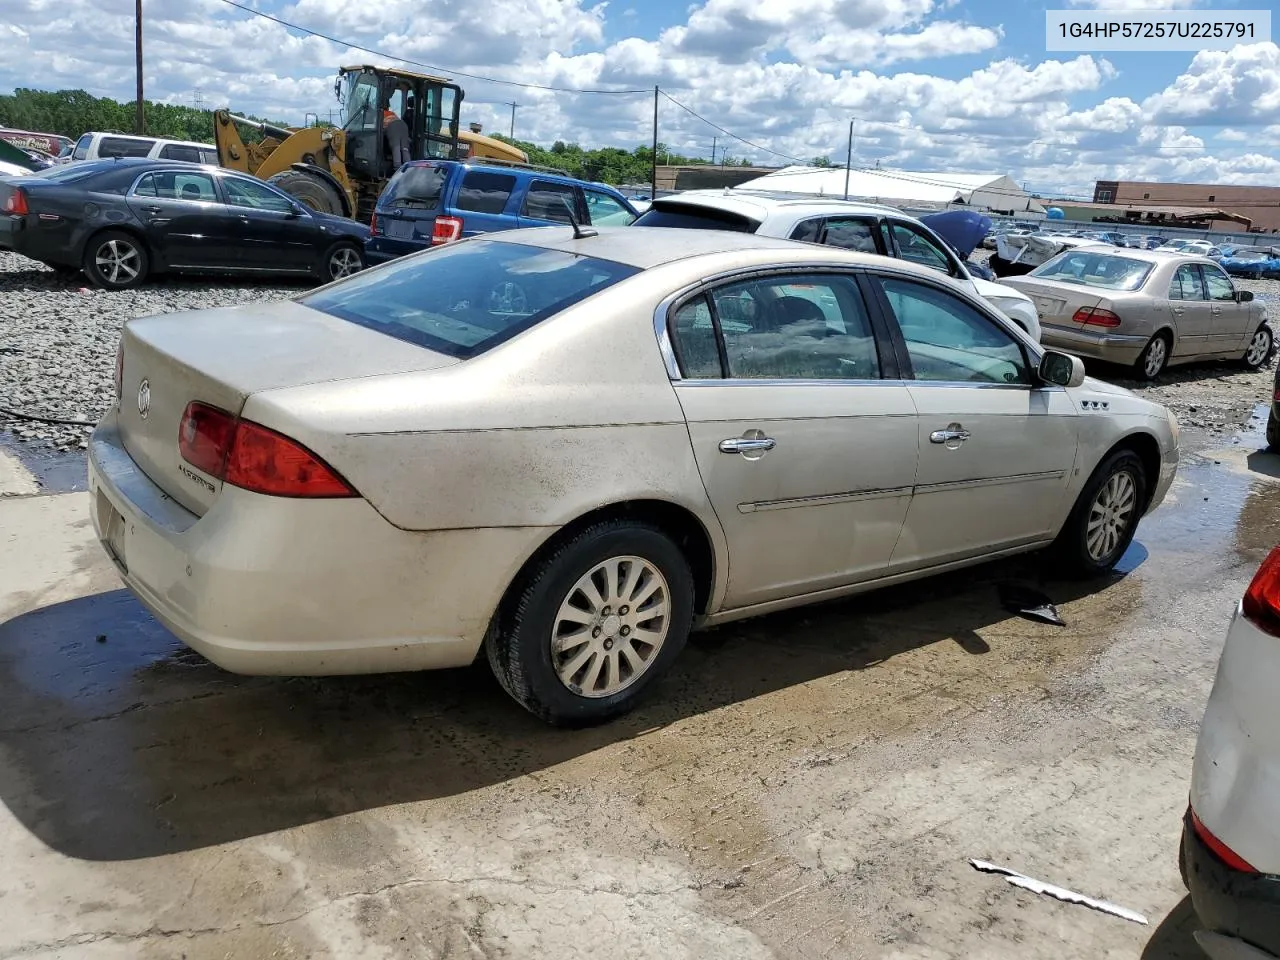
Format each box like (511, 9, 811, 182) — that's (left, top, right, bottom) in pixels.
(214, 65, 528, 222)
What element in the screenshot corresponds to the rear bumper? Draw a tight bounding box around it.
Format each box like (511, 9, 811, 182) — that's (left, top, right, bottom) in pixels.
(1040, 323, 1150, 366)
(364, 235, 424, 264)
(87, 413, 551, 676)
(1183, 813, 1280, 959)
(0, 213, 24, 251)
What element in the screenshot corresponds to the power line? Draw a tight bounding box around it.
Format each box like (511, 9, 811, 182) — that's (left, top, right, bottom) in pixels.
(213, 0, 649, 96)
(659, 91, 810, 165)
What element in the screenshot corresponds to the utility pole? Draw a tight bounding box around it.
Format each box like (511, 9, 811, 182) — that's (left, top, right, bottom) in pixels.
(710, 135, 717, 164)
(134, 0, 145, 134)
(650, 86, 659, 201)
(843, 119, 854, 200)
(506, 101, 519, 139)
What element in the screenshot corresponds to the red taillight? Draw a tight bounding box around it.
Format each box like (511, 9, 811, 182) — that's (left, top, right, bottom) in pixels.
(369, 212, 379, 235)
(178, 403, 354, 498)
(432, 215, 463, 245)
(1072, 306, 1122, 328)
(179, 402, 237, 478)
(3, 188, 29, 215)
(1273, 386, 1280, 403)
(1191, 808, 1258, 873)
(1242, 545, 1280, 637)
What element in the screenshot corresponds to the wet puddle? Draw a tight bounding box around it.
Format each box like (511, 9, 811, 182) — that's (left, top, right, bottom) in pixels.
(0, 431, 87, 494)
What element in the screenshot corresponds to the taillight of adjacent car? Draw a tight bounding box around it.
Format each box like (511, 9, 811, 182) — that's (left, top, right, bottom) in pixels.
(369, 212, 379, 235)
(1242, 544, 1280, 638)
(2, 188, 29, 216)
(178, 402, 356, 498)
(431, 215, 463, 245)
(1072, 306, 1122, 328)
(113, 342, 124, 402)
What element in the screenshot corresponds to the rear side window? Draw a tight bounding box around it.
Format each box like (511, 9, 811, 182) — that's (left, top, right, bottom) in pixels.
(99, 136, 154, 158)
(384, 163, 447, 208)
(633, 204, 759, 233)
(523, 180, 579, 223)
(824, 218, 880, 253)
(200, 149, 219, 165)
(134, 171, 217, 201)
(301, 240, 640, 359)
(72, 134, 92, 161)
(455, 171, 515, 214)
(159, 144, 198, 162)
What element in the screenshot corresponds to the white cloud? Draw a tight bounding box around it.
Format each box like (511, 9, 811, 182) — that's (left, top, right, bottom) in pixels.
(1144, 43, 1280, 125)
(1066, 0, 1205, 8)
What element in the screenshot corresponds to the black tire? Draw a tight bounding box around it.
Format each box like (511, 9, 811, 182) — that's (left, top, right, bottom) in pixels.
(81, 230, 148, 290)
(267, 169, 344, 216)
(1267, 411, 1280, 452)
(485, 520, 695, 726)
(315, 240, 364, 284)
(1241, 324, 1274, 370)
(1053, 449, 1148, 578)
(1134, 332, 1171, 381)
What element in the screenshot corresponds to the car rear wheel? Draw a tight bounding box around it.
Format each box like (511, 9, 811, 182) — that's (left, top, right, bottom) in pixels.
(82, 231, 148, 290)
(486, 520, 694, 726)
(1134, 333, 1170, 380)
(317, 241, 363, 283)
(1242, 325, 1273, 370)
(1054, 449, 1148, 577)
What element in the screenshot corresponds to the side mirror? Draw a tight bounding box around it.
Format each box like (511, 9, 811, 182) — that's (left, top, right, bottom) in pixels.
(1039, 350, 1086, 388)
(1237, 290, 1254, 303)
(287, 203, 305, 218)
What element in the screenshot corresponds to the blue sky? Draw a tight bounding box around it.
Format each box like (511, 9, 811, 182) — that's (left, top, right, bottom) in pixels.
(3, 0, 1280, 195)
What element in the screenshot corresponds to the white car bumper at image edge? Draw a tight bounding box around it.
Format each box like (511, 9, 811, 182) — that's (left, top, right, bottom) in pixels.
(87, 416, 552, 676)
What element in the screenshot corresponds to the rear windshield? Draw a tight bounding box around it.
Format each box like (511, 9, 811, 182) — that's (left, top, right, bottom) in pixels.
(27, 163, 105, 183)
(1029, 251, 1154, 291)
(633, 203, 759, 233)
(382, 163, 447, 208)
(301, 240, 640, 359)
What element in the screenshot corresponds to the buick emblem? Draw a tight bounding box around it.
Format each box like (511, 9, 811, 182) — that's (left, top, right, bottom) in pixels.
(136, 379, 151, 419)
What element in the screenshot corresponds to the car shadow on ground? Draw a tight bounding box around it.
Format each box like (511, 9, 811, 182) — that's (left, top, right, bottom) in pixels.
(1143, 896, 1207, 959)
(0, 549, 1142, 862)
(1083, 356, 1268, 390)
(1, 264, 314, 293)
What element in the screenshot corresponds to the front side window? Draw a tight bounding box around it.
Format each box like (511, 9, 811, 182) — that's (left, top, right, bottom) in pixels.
(301, 240, 639, 359)
(668, 274, 881, 381)
(455, 171, 515, 214)
(222, 176, 295, 212)
(99, 136, 154, 158)
(134, 171, 218, 202)
(523, 180, 579, 223)
(72, 134, 92, 161)
(888, 222, 956, 276)
(1169, 264, 1207, 300)
(583, 189, 635, 225)
(1201, 265, 1236, 301)
(877, 276, 1029, 385)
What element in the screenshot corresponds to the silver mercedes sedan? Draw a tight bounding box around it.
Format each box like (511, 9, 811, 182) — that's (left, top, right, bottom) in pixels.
(89, 228, 1179, 725)
(1003, 248, 1272, 381)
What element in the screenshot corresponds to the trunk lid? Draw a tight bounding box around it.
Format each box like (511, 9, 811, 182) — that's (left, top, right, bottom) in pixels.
(117, 300, 457, 515)
(1000, 276, 1109, 329)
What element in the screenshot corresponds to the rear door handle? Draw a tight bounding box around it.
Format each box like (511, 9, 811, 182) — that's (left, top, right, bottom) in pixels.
(141, 205, 162, 215)
(930, 427, 971, 444)
(719, 437, 776, 454)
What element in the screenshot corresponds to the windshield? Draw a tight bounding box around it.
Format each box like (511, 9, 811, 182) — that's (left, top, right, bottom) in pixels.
(633, 204, 759, 232)
(302, 240, 640, 359)
(1029, 251, 1154, 291)
(342, 73, 380, 133)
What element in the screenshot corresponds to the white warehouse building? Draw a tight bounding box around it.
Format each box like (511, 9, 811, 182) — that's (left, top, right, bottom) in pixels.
(735, 166, 1046, 217)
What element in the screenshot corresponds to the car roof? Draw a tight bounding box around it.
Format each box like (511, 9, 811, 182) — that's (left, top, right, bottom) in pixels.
(472, 224, 961, 276)
(398, 159, 621, 192)
(650, 189, 908, 221)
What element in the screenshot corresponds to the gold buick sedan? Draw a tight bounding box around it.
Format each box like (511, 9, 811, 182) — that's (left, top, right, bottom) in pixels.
(90, 227, 1179, 725)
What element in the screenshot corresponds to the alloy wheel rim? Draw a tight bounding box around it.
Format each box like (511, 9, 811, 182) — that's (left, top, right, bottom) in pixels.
(551, 556, 670, 698)
(329, 247, 361, 279)
(1144, 339, 1166, 377)
(1086, 470, 1137, 562)
(95, 240, 140, 285)
(1247, 330, 1271, 366)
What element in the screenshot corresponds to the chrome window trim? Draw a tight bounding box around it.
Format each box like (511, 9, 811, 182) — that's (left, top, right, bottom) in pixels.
(676, 378, 910, 389)
(126, 168, 220, 203)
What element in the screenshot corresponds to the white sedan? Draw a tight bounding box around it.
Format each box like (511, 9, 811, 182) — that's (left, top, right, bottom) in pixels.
(90, 228, 1179, 724)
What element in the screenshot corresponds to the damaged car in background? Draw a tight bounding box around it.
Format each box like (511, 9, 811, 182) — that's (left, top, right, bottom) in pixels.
(90, 227, 1178, 726)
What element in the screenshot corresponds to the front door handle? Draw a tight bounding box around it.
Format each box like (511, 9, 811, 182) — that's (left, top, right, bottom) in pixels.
(720, 437, 776, 455)
(930, 426, 971, 444)
(140, 205, 162, 215)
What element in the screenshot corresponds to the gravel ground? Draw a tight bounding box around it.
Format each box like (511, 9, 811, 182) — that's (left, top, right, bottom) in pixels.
(1, 249, 1277, 454)
(0, 252, 303, 451)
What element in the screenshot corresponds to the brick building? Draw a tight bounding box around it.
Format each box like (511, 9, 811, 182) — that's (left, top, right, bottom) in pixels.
(1093, 180, 1280, 233)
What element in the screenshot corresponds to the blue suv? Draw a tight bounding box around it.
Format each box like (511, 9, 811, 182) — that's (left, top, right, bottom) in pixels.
(366, 160, 639, 264)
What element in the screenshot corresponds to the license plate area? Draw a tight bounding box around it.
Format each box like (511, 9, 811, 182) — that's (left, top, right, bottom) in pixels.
(97, 490, 128, 573)
(384, 218, 415, 239)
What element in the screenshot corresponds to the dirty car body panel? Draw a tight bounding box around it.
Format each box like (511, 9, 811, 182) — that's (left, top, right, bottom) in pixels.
(89, 226, 1178, 721)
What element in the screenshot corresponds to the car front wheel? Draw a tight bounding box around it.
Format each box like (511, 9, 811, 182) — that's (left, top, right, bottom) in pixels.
(317, 241, 363, 283)
(82, 231, 148, 290)
(1054, 449, 1148, 577)
(486, 520, 694, 726)
(1242, 325, 1273, 370)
